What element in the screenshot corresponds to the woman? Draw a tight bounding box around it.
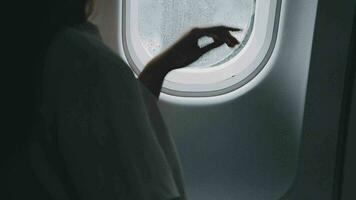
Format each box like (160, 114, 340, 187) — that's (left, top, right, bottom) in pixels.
(3, 0, 240, 199)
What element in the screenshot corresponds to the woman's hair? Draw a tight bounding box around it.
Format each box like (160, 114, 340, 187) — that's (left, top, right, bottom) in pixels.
(2, 0, 97, 163)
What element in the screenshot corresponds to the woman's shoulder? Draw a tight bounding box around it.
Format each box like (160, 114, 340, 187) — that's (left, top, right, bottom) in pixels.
(48, 26, 113, 61)
(45, 25, 130, 75)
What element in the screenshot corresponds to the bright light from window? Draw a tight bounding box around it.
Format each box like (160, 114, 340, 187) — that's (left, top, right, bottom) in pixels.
(138, 0, 255, 68)
(121, 0, 280, 97)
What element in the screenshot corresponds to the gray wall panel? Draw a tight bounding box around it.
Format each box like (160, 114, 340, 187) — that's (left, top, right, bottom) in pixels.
(158, 1, 318, 199)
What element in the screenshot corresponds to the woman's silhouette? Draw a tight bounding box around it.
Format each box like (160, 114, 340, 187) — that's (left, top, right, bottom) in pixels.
(3, 0, 240, 199)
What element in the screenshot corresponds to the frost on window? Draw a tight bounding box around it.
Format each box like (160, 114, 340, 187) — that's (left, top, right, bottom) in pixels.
(138, 0, 255, 68)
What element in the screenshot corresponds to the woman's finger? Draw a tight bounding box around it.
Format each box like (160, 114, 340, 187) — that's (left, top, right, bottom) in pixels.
(204, 32, 224, 42)
(200, 40, 225, 54)
(225, 32, 240, 46)
(194, 26, 241, 49)
(209, 31, 239, 47)
(201, 27, 240, 43)
(222, 26, 242, 32)
(199, 26, 242, 33)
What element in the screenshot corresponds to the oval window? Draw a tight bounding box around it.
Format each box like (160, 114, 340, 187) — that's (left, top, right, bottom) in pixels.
(121, 0, 280, 97)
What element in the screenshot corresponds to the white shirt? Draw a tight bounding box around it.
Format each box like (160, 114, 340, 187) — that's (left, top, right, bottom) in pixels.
(29, 22, 186, 200)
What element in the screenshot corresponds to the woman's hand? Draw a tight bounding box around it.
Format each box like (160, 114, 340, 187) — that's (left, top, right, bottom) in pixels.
(139, 26, 241, 98)
(160, 26, 241, 70)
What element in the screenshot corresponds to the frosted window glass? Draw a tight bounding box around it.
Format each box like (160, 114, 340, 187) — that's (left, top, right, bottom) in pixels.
(138, 0, 255, 68)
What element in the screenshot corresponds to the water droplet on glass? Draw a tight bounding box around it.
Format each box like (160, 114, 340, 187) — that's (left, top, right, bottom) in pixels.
(138, 0, 255, 69)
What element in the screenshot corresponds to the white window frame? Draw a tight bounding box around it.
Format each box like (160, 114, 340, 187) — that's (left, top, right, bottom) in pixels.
(118, 0, 281, 98)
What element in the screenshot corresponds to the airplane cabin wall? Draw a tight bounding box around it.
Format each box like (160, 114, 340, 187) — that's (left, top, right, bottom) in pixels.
(158, 1, 318, 199)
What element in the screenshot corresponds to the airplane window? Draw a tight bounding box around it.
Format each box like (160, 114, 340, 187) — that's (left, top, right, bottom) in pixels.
(138, 0, 255, 69)
(121, 0, 280, 97)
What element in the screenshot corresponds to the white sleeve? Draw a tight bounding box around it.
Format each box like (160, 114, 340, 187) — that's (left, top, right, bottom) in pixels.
(42, 29, 183, 200)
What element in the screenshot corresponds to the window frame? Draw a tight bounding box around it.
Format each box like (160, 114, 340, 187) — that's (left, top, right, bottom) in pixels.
(119, 0, 282, 97)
